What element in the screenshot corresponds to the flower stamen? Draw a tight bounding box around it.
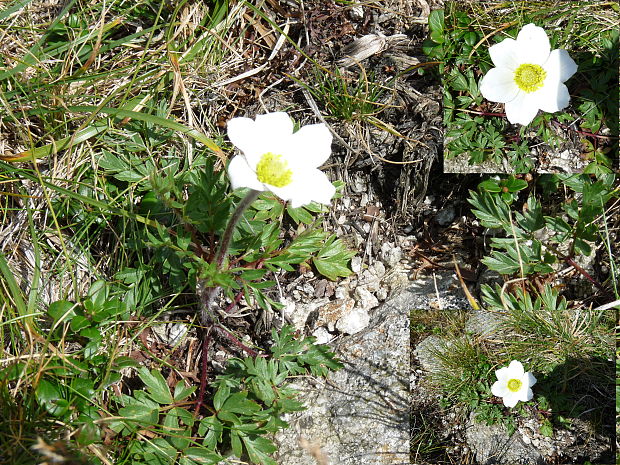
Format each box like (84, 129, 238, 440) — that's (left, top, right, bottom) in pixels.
(256, 152, 293, 188)
(513, 63, 547, 93)
(507, 378, 523, 392)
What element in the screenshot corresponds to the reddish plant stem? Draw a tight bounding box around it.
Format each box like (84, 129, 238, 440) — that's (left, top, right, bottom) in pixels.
(194, 189, 262, 414)
(224, 291, 245, 313)
(563, 256, 607, 293)
(545, 242, 607, 294)
(551, 120, 617, 140)
(214, 325, 260, 357)
(194, 327, 212, 415)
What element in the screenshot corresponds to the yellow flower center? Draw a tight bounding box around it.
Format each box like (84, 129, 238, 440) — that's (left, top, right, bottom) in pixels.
(514, 63, 547, 93)
(507, 378, 522, 392)
(256, 152, 293, 188)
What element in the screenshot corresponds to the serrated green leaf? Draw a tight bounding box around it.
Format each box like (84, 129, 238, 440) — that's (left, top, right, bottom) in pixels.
(286, 205, 314, 224)
(173, 382, 196, 402)
(313, 235, 355, 281)
(242, 435, 278, 465)
(450, 69, 468, 91)
(544, 216, 571, 237)
(138, 368, 173, 404)
(482, 252, 520, 275)
(516, 196, 544, 232)
(217, 409, 240, 424)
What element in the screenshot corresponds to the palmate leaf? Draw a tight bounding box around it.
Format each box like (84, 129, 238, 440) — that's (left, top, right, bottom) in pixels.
(241, 434, 278, 465)
(467, 189, 512, 231)
(138, 367, 173, 404)
(482, 239, 553, 276)
(312, 235, 355, 281)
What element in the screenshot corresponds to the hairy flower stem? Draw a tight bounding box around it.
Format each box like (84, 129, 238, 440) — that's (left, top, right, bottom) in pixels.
(195, 189, 261, 413)
(215, 189, 261, 268)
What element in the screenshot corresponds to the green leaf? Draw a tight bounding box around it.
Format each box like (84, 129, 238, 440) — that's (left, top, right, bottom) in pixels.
(69, 315, 90, 332)
(449, 69, 468, 92)
(482, 251, 520, 275)
(47, 300, 77, 323)
(312, 235, 355, 281)
(467, 190, 512, 230)
(544, 216, 572, 238)
(138, 368, 173, 404)
(242, 435, 278, 465)
(479, 179, 501, 192)
(173, 382, 197, 402)
(217, 409, 240, 425)
(539, 420, 553, 437)
(163, 408, 191, 451)
(503, 176, 528, 192)
(213, 383, 230, 411)
(516, 197, 544, 232)
(286, 205, 314, 224)
(222, 392, 261, 414)
(199, 416, 223, 449)
(116, 401, 160, 429)
(463, 30, 477, 46)
(184, 448, 222, 464)
(428, 9, 444, 41)
(36, 379, 62, 405)
(573, 238, 592, 256)
(230, 430, 243, 458)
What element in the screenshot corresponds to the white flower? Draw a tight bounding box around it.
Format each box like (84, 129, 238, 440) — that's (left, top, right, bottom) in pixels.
(479, 23, 578, 125)
(226, 112, 335, 208)
(491, 360, 537, 408)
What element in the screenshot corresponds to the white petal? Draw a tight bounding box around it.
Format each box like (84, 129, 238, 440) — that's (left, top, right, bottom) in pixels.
(480, 67, 520, 103)
(227, 112, 295, 168)
(503, 392, 520, 408)
(537, 82, 570, 113)
(516, 23, 550, 65)
(525, 372, 537, 387)
(286, 123, 333, 168)
(494, 366, 511, 382)
(227, 156, 265, 191)
(507, 360, 525, 377)
(544, 49, 577, 83)
(488, 37, 520, 70)
(254, 112, 294, 138)
(505, 91, 540, 125)
(517, 387, 534, 403)
(491, 381, 509, 397)
(271, 169, 335, 207)
(227, 117, 259, 156)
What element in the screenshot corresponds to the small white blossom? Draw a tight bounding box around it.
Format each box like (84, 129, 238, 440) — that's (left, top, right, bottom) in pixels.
(491, 360, 537, 408)
(226, 112, 335, 208)
(480, 23, 578, 125)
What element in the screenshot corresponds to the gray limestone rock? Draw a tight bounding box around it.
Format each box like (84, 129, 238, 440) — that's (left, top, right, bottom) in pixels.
(466, 413, 545, 465)
(414, 335, 450, 373)
(273, 281, 411, 465)
(465, 309, 506, 338)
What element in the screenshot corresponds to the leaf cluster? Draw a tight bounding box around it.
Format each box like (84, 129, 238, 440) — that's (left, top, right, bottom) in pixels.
(106, 326, 342, 465)
(468, 173, 616, 276)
